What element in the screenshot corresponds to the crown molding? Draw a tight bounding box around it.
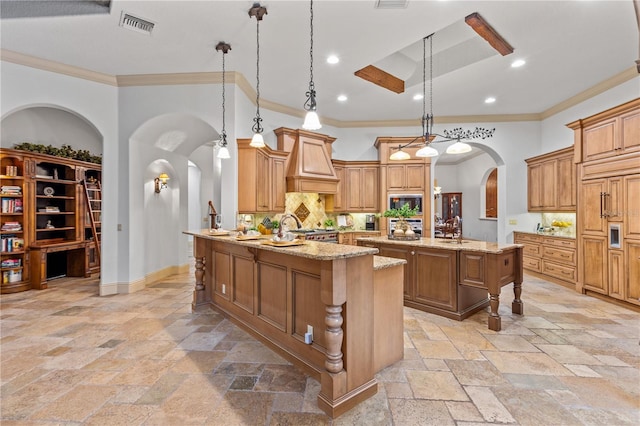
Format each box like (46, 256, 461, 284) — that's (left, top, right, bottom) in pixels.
(3, 50, 636, 127)
(0, 49, 117, 86)
(540, 66, 638, 119)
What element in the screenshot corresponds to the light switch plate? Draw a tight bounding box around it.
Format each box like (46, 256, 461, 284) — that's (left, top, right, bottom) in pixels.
(508, 219, 517, 225)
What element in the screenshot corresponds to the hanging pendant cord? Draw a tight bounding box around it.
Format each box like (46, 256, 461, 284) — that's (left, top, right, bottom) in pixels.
(221, 51, 226, 141)
(309, 0, 314, 91)
(252, 16, 263, 134)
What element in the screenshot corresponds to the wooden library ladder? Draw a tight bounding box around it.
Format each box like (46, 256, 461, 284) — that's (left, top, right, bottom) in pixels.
(83, 179, 101, 260)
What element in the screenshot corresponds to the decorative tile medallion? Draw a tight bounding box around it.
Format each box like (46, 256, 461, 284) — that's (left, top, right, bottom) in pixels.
(294, 202, 310, 223)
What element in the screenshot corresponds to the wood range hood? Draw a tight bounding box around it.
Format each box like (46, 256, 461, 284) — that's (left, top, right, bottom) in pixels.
(274, 127, 339, 194)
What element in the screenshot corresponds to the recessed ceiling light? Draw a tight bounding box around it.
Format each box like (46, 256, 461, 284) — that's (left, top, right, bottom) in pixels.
(337, 94, 348, 102)
(511, 59, 526, 68)
(485, 97, 496, 104)
(413, 94, 424, 100)
(327, 55, 339, 64)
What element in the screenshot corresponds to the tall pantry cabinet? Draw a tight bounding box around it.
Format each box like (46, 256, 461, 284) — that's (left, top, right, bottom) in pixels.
(567, 98, 640, 306)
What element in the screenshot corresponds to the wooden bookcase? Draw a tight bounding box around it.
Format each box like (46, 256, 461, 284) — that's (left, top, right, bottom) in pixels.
(0, 148, 101, 293)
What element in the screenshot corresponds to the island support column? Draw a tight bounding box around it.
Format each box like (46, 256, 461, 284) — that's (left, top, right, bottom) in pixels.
(192, 236, 209, 309)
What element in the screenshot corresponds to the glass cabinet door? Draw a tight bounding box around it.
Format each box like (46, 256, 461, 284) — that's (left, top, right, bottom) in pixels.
(442, 192, 462, 221)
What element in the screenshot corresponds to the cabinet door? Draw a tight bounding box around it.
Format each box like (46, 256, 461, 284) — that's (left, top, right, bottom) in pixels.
(332, 165, 345, 211)
(620, 109, 640, 155)
(413, 248, 457, 311)
(580, 179, 607, 234)
(540, 160, 557, 209)
(583, 118, 616, 161)
(386, 165, 406, 191)
(557, 155, 576, 210)
(606, 177, 623, 221)
(361, 167, 379, 211)
(528, 163, 543, 210)
(624, 175, 640, 239)
(345, 167, 363, 210)
(405, 165, 425, 191)
(625, 240, 640, 306)
(581, 235, 608, 294)
(271, 156, 286, 212)
(256, 151, 270, 211)
(608, 250, 625, 300)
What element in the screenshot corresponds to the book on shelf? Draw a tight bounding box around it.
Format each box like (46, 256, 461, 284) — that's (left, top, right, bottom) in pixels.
(1, 185, 22, 194)
(45, 206, 60, 212)
(1, 258, 21, 268)
(1, 222, 22, 231)
(2, 270, 22, 284)
(1, 236, 23, 252)
(1, 198, 23, 213)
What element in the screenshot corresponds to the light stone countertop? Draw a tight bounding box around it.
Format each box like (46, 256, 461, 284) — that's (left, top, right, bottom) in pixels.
(373, 255, 406, 270)
(338, 229, 381, 234)
(357, 235, 523, 254)
(514, 230, 576, 240)
(184, 230, 378, 260)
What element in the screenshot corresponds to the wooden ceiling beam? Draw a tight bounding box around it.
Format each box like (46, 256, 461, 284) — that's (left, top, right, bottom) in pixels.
(354, 65, 405, 94)
(465, 12, 514, 56)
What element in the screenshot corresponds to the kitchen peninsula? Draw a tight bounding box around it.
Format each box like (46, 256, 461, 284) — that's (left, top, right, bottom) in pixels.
(184, 230, 405, 418)
(357, 236, 524, 331)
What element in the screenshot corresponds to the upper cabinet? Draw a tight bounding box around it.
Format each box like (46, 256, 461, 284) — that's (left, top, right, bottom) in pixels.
(386, 164, 425, 192)
(525, 146, 576, 212)
(237, 139, 289, 213)
(345, 162, 379, 212)
(568, 98, 640, 163)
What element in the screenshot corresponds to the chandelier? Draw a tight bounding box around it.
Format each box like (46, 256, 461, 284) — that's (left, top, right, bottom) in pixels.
(390, 34, 495, 161)
(215, 41, 231, 159)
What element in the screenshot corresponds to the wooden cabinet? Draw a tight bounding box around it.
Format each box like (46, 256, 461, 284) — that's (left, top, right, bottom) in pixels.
(1, 152, 29, 293)
(413, 247, 457, 311)
(441, 192, 462, 222)
(237, 139, 288, 213)
(325, 162, 346, 212)
(526, 146, 576, 212)
(386, 164, 425, 191)
(573, 100, 640, 162)
(568, 98, 640, 307)
(344, 162, 379, 212)
(1, 148, 101, 292)
(514, 232, 576, 285)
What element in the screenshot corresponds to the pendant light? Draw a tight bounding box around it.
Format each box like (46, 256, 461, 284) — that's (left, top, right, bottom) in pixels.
(302, 0, 321, 130)
(415, 35, 438, 158)
(215, 41, 231, 159)
(249, 3, 267, 148)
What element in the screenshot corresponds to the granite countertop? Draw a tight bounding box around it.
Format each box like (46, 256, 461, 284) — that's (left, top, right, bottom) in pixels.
(338, 229, 381, 234)
(184, 230, 378, 260)
(514, 230, 576, 239)
(373, 255, 406, 270)
(357, 235, 523, 254)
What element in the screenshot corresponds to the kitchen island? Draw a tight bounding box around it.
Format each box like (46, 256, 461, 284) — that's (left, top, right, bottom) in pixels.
(184, 230, 405, 418)
(357, 236, 524, 331)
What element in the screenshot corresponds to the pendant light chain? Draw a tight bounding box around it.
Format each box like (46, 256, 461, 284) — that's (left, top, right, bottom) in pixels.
(308, 0, 314, 92)
(429, 34, 433, 130)
(221, 50, 226, 142)
(252, 16, 263, 134)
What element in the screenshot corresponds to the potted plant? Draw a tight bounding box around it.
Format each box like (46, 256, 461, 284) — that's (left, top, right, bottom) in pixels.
(324, 218, 335, 230)
(383, 203, 420, 238)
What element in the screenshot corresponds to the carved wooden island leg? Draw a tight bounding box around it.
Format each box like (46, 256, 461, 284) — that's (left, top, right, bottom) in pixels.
(488, 292, 502, 331)
(192, 237, 207, 309)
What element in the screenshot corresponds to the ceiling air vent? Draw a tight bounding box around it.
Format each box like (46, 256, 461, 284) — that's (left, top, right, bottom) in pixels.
(375, 0, 409, 9)
(119, 12, 155, 35)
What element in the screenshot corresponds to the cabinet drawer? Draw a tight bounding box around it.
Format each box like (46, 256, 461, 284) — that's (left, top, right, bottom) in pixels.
(542, 260, 576, 282)
(542, 237, 576, 249)
(523, 256, 541, 272)
(542, 246, 576, 265)
(523, 243, 541, 257)
(514, 233, 542, 244)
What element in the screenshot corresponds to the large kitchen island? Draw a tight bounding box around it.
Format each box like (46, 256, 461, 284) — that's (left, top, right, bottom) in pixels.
(184, 230, 405, 418)
(357, 236, 524, 332)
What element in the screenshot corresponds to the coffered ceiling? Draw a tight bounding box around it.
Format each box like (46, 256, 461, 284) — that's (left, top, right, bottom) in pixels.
(1, 0, 638, 125)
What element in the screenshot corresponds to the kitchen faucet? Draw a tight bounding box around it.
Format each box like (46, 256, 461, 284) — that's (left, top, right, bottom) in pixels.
(278, 213, 302, 237)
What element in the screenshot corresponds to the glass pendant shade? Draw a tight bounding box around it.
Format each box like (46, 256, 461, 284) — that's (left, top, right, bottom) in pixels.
(446, 141, 472, 154)
(389, 149, 411, 161)
(302, 110, 321, 130)
(250, 133, 265, 148)
(416, 145, 439, 157)
(217, 145, 231, 159)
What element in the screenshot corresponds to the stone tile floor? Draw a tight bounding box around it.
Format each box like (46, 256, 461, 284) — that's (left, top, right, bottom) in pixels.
(1, 271, 638, 425)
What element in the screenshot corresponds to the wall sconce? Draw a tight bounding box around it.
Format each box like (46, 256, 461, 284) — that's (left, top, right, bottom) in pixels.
(434, 186, 442, 199)
(154, 173, 169, 193)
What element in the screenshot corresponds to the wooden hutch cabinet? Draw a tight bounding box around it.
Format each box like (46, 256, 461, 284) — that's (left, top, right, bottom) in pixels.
(0, 148, 101, 293)
(567, 98, 640, 306)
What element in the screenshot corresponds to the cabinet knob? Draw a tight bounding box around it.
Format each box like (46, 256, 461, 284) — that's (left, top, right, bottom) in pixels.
(411, 251, 415, 256)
